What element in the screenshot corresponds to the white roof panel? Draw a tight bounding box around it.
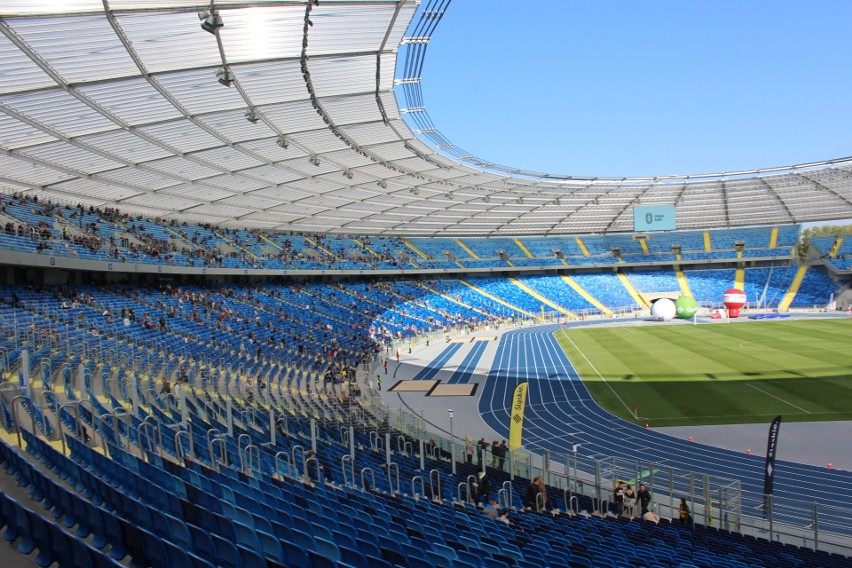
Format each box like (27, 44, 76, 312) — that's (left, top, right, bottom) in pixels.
(0, 2, 847, 235)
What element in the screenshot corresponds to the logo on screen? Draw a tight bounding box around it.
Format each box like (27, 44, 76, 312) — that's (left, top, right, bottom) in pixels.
(645, 213, 653, 224)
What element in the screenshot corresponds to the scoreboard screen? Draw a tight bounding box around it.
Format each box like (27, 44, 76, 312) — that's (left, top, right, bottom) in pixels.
(633, 205, 676, 232)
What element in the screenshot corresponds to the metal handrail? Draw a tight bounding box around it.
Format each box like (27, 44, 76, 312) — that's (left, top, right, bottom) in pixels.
(457, 482, 470, 504)
(210, 437, 227, 472)
(497, 488, 509, 510)
(465, 475, 478, 503)
(535, 491, 546, 513)
(429, 468, 442, 502)
(275, 451, 293, 479)
(110, 407, 132, 444)
(411, 475, 426, 500)
(138, 422, 158, 457)
(139, 415, 163, 448)
(243, 444, 261, 476)
(360, 467, 375, 492)
(237, 433, 251, 463)
(175, 430, 191, 462)
(563, 489, 579, 515)
(291, 444, 304, 467)
(11, 395, 36, 448)
(341, 455, 354, 487)
(57, 401, 81, 456)
(386, 463, 400, 495)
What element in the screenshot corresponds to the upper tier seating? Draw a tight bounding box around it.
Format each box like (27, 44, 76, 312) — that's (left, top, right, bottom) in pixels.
(0, 193, 803, 272)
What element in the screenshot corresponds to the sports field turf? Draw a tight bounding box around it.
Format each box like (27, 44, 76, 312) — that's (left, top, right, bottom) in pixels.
(555, 318, 852, 427)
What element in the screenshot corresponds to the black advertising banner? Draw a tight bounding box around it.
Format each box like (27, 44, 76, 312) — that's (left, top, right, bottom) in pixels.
(763, 415, 782, 497)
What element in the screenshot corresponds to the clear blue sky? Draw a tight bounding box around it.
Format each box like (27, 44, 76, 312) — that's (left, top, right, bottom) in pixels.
(412, 1, 852, 179)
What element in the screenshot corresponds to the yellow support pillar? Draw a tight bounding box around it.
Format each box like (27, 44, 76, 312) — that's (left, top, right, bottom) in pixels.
(778, 266, 808, 311)
(575, 237, 591, 257)
(455, 240, 480, 259)
(675, 268, 693, 298)
(508, 278, 575, 318)
(403, 240, 429, 260)
(459, 280, 536, 318)
(618, 273, 650, 309)
(561, 276, 613, 315)
(829, 237, 844, 258)
(768, 227, 779, 249)
(703, 231, 712, 252)
(734, 266, 745, 291)
(514, 239, 535, 258)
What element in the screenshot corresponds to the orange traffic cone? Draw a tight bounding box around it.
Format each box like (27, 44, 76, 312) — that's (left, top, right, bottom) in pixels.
(688, 436, 693, 443)
(747, 448, 752, 455)
(645, 423, 650, 429)
(828, 462, 833, 469)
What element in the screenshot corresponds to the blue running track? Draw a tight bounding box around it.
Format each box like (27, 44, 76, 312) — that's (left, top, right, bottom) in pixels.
(412, 343, 463, 380)
(446, 341, 489, 385)
(478, 324, 852, 532)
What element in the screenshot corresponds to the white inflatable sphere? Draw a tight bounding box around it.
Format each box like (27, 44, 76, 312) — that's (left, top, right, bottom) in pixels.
(651, 298, 676, 321)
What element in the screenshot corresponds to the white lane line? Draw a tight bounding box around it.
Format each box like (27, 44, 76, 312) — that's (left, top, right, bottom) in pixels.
(747, 383, 811, 414)
(558, 328, 635, 417)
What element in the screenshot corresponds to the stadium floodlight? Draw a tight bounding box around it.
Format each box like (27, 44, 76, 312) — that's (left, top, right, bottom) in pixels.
(377, 180, 387, 189)
(199, 10, 223, 34)
(276, 135, 289, 149)
(446, 192, 453, 200)
(483, 195, 490, 203)
(410, 187, 418, 195)
(343, 170, 354, 180)
(215, 67, 234, 87)
(555, 197, 561, 206)
(245, 109, 259, 124)
(309, 155, 321, 166)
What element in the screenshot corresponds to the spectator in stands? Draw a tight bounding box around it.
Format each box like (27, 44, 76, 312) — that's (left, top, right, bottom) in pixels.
(614, 481, 625, 516)
(305, 450, 332, 484)
(473, 467, 490, 503)
(493, 440, 508, 470)
(642, 511, 660, 524)
(524, 476, 546, 511)
(476, 437, 488, 466)
(483, 499, 499, 520)
(159, 378, 171, 395)
(623, 484, 636, 517)
(465, 438, 474, 464)
(679, 497, 692, 524)
(636, 483, 652, 516)
(491, 440, 500, 466)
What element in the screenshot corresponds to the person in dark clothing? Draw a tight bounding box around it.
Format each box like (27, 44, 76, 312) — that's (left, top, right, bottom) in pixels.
(473, 468, 490, 503)
(523, 476, 546, 511)
(495, 440, 508, 470)
(679, 497, 692, 524)
(476, 437, 488, 466)
(614, 481, 625, 517)
(305, 450, 332, 484)
(636, 483, 652, 516)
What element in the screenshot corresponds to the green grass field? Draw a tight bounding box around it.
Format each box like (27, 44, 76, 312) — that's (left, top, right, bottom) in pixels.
(556, 319, 852, 427)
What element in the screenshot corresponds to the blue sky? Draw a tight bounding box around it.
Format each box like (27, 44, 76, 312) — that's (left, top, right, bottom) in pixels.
(412, 1, 852, 179)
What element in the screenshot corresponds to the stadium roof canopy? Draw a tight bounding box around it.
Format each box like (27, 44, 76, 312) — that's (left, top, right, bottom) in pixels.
(0, 1, 851, 236)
